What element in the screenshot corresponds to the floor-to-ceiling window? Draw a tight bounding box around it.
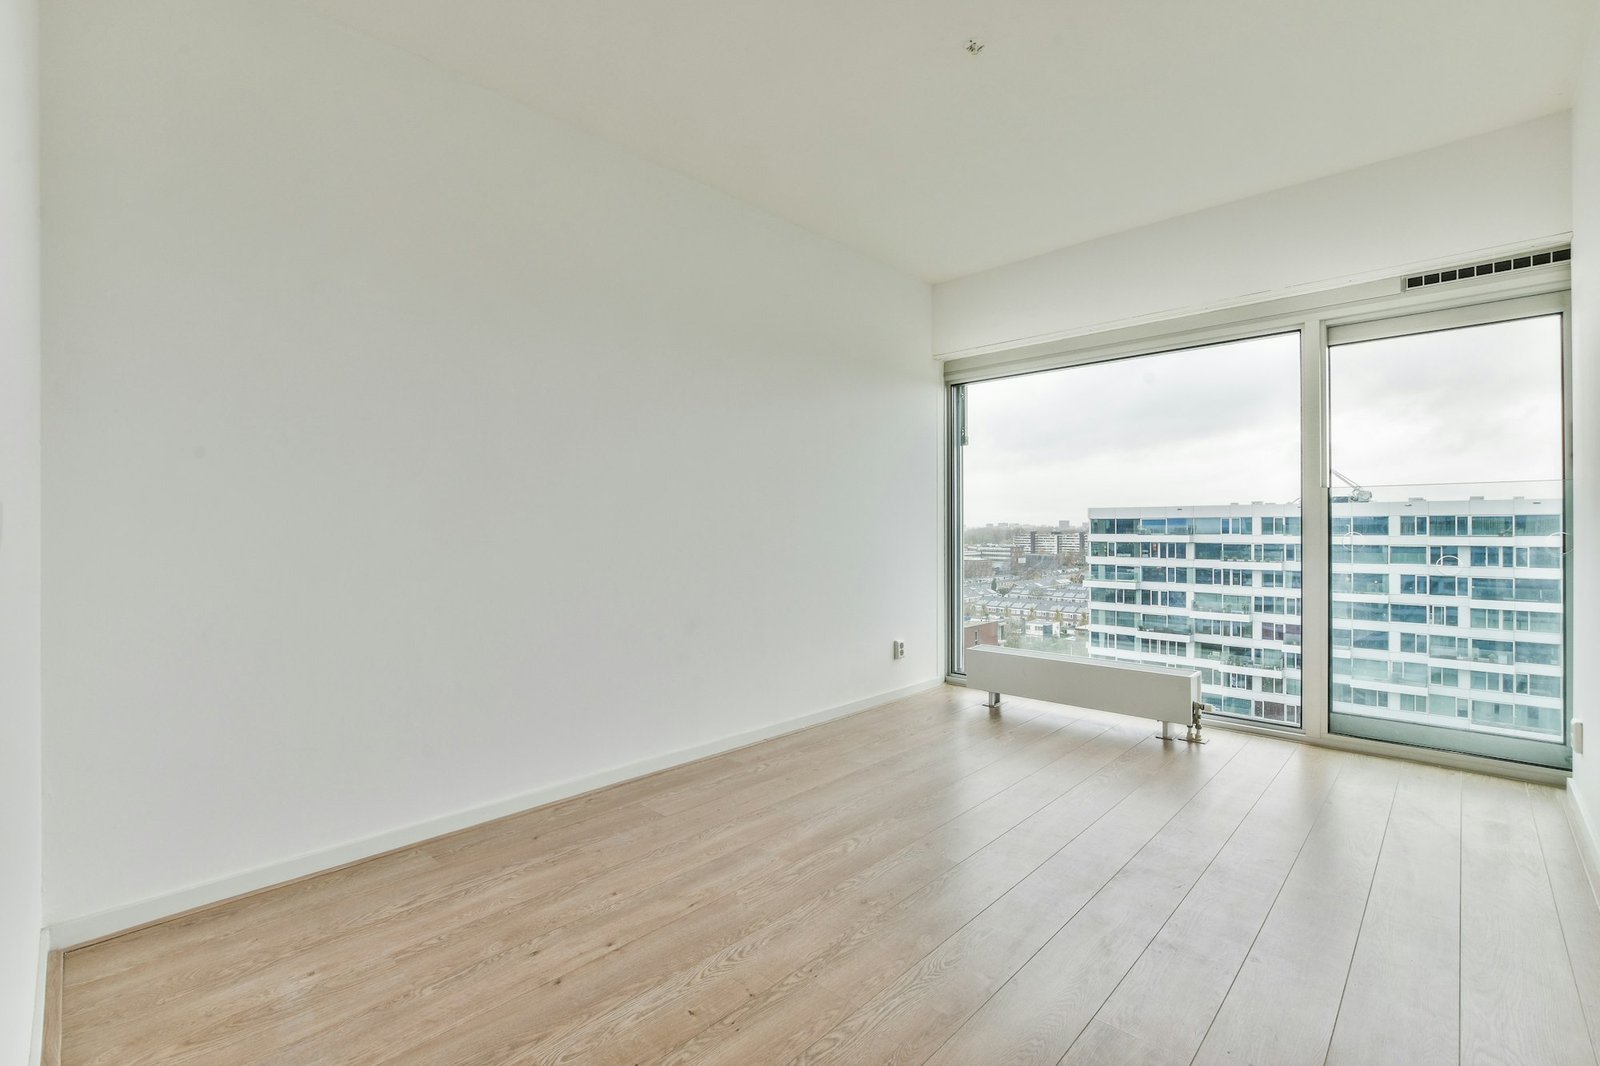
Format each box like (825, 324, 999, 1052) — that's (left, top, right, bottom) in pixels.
(953, 333, 1304, 727)
(1326, 306, 1567, 767)
(947, 274, 1571, 769)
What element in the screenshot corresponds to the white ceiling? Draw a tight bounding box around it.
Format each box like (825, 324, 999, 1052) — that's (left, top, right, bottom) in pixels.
(302, 0, 1596, 283)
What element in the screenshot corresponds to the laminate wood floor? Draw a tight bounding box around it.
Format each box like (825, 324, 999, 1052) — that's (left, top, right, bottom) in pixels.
(57, 686, 1600, 1065)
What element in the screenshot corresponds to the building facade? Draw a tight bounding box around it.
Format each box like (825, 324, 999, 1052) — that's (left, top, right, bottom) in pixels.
(1085, 497, 1564, 745)
(1013, 529, 1068, 555)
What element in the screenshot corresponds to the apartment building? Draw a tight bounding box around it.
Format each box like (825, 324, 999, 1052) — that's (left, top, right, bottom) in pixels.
(1086, 496, 1564, 756)
(1013, 528, 1069, 555)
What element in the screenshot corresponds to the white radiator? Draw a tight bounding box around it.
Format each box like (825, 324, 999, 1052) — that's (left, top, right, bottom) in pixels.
(963, 645, 1206, 742)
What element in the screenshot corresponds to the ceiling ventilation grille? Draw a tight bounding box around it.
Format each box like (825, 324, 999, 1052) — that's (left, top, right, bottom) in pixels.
(1404, 247, 1569, 290)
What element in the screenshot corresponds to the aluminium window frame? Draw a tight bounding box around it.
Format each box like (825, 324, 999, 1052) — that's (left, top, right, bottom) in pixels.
(1323, 290, 1572, 769)
(943, 259, 1572, 784)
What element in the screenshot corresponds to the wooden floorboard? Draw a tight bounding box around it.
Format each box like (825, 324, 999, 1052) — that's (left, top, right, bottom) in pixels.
(914, 739, 1293, 1066)
(494, 722, 1148, 1066)
(1531, 785, 1600, 1055)
(1460, 776, 1597, 1066)
(54, 685, 1600, 1066)
(1057, 745, 1345, 1066)
(365, 714, 1169, 1065)
(1325, 762, 1462, 1066)
(1191, 752, 1401, 1066)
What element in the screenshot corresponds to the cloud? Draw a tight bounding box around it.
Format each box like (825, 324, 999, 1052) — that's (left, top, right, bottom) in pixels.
(1329, 314, 1562, 487)
(961, 316, 1562, 527)
(964, 333, 1300, 524)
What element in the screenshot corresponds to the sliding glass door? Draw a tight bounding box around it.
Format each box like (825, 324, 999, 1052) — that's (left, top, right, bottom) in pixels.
(954, 333, 1304, 727)
(1326, 305, 1569, 767)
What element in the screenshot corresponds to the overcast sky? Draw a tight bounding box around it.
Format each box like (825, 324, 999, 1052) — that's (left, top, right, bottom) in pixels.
(962, 316, 1563, 527)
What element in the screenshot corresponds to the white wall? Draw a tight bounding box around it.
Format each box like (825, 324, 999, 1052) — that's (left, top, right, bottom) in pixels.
(0, 0, 42, 1056)
(933, 114, 1573, 358)
(1569, 4, 1600, 863)
(41, 0, 939, 931)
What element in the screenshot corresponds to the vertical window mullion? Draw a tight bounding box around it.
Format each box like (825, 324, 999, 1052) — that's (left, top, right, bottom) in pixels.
(1301, 319, 1332, 739)
(946, 384, 966, 677)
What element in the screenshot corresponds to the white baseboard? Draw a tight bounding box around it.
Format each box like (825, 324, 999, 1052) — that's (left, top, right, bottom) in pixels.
(47, 677, 945, 949)
(1565, 780, 1600, 909)
(28, 927, 48, 1066)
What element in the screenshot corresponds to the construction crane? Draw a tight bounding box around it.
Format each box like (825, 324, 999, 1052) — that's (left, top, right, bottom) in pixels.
(1331, 468, 1373, 503)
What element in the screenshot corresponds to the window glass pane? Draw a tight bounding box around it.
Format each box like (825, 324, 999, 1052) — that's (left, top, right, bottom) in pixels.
(1328, 314, 1566, 761)
(959, 333, 1301, 727)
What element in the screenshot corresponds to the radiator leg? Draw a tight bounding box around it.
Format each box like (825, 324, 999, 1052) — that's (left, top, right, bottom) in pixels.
(1158, 721, 1173, 740)
(986, 691, 1001, 711)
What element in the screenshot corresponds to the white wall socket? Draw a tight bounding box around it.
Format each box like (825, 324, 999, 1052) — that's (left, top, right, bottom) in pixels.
(892, 640, 905, 660)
